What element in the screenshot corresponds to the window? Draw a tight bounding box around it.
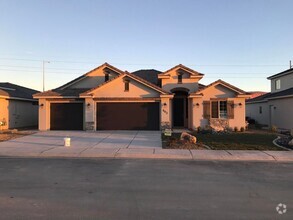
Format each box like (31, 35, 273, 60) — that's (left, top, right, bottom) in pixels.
(211, 101, 227, 119)
(178, 74, 182, 84)
(124, 80, 130, 91)
(259, 106, 262, 114)
(105, 73, 109, 82)
(275, 79, 281, 90)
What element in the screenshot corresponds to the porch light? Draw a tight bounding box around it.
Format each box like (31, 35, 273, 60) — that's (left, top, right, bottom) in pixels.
(39, 103, 44, 108)
(194, 103, 200, 107)
(238, 103, 242, 107)
(163, 103, 167, 106)
(87, 103, 91, 107)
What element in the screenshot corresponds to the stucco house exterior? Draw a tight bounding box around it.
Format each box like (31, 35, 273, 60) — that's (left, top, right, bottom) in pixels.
(246, 68, 293, 130)
(0, 83, 39, 129)
(34, 63, 249, 131)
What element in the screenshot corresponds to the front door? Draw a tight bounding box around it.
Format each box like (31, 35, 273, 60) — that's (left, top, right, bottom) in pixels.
(172, 97, 185, 127)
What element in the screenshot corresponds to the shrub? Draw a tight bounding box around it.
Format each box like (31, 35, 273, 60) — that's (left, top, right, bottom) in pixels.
(240, 127, 245, 132)
(271, 125, 278, 132)
(197, 126, 202, 133)
(234, 127, 238, 132)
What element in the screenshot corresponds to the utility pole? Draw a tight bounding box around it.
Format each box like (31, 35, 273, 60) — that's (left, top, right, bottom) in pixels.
(290, 60, 292, 69)
(43, 60, 50, 92)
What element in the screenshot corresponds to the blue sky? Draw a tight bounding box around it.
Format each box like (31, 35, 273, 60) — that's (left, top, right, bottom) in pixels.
(0, 0, 292, 92)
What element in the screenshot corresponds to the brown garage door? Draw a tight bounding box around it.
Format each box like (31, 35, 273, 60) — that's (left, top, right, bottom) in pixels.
(50, 103, 83, 130)
(97, 102, 159, 130)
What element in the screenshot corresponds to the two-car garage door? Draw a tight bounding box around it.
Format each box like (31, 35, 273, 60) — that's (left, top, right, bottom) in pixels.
(97, 102, 159, 130)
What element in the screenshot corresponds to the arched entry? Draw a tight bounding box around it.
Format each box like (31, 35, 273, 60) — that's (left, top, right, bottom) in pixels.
(171, 88, 189, 128)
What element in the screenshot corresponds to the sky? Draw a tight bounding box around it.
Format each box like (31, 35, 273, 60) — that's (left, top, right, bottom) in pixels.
(0, 0, 292, 92)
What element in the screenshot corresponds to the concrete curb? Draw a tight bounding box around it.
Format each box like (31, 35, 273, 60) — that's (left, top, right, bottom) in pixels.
(1, 148, 293, 162)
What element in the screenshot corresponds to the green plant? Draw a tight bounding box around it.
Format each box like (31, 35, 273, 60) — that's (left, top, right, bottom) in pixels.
(234, 127, 238, 132)
(240, 127, 245, 132)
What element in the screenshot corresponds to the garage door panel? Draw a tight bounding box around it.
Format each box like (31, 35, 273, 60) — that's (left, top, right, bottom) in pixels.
(97, 103, 159, 130)
(50, 103, 83, 130)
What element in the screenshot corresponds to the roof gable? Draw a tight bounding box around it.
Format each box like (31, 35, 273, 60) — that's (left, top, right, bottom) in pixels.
(57, 63, 124, 90)
(158, 64, 204, 78)
(80, 71, 169, 97)
(194, 79, 247, 95)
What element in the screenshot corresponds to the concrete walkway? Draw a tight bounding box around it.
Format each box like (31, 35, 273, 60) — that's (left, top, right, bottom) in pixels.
(0, 131, 293, 162)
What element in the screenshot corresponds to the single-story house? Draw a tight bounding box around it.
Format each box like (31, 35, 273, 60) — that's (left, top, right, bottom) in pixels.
(34, 63, 249, 131)
(246, 68, 293, 130)
(0, 82, 39, 129)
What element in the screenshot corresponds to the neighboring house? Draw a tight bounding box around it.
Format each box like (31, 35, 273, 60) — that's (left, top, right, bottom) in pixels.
(246, 91, 267, 99)
(246, 68, 293, 130)
(33, 63, 249, 131)
(0, 83, 39, 129)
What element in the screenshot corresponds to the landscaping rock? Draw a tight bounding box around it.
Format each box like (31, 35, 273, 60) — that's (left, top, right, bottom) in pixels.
(180, 132, 197, 144)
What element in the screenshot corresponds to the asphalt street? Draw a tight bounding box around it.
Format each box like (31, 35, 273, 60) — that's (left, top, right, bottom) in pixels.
(0, 158, 292, 220)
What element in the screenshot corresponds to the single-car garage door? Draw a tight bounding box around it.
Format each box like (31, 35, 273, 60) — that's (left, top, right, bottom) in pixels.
(97, 102, 159, 130)
(50, 103, 83, 130)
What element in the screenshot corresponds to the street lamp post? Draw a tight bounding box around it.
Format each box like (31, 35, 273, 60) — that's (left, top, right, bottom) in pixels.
(43, 60, 50, 92)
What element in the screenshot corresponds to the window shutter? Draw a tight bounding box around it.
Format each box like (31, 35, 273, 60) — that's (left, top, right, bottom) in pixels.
(227, 101, 234, 119)
(203, 101, 210, 119)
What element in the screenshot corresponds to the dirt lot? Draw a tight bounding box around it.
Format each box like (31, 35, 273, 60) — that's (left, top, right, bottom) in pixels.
(0, 131, 35, 142)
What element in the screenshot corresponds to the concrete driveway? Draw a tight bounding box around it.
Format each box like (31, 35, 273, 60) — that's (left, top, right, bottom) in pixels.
(0, 131, 162, 157)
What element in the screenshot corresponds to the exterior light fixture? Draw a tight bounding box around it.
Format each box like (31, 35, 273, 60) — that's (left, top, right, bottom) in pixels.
(163, 103, 167, 106)
(87, 103, 91, 107)
(239, 103, 242, 106)
(196, 103, 200, 107)
(39, 103, 44, 108)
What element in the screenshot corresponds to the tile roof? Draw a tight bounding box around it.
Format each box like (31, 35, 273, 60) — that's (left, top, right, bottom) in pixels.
(246, 87, 293, 103)
(131, 69, 162, 86)
(34, 88, 89, 97)
(0, 82, 39, 100)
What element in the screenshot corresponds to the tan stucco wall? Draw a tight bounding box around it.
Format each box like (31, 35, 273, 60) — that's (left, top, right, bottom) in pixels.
(160, 96, 172, 129)
(38, 99, 50, 131)
(246, 102, 269, 126)
(68, 69, 119, 89)
(161, 70, 201, 93)
(271, 73, 293, 93)
(92, 77, 160, 98)
(190, 85, 246, 130)
(0, 98, 9, 130)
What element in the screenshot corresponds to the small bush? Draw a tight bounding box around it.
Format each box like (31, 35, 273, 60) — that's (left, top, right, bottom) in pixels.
(234, 127, 238, 132)
(240, 127, 245, 132)
(197, 126, 202, 133)
(271, 125, 278, 132)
